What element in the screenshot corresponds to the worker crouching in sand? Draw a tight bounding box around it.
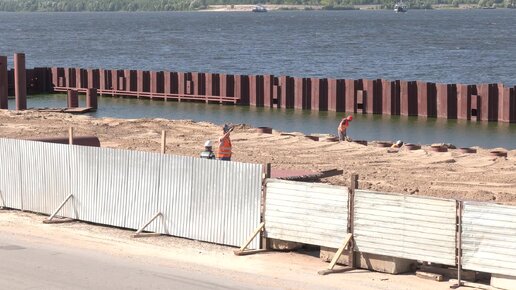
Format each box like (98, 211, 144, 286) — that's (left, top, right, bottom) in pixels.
(200, 140, 216, 159)
(337, 116, 353, 142)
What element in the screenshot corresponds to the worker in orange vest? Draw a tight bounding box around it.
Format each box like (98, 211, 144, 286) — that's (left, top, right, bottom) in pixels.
(337, 115, 353, 142)
(217, 124, 233, 161)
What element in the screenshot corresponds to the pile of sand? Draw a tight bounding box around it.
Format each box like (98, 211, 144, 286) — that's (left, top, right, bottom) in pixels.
(1, 109, 515, 204)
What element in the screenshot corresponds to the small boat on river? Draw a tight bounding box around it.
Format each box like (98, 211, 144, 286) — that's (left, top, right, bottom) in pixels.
(252, 5, 268, 12)
(394, 2, 407, 12)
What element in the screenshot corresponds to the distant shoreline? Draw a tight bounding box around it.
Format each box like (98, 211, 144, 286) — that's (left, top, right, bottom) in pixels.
(201, 4, 488, 12)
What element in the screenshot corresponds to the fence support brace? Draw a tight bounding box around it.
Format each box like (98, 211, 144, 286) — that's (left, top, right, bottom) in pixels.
(44, 194, 73, 223)
(234, 222, 266, 256)
(132, 212, 162, 238)
(0, 190, 6, 209)
(318, 233, 353, 275)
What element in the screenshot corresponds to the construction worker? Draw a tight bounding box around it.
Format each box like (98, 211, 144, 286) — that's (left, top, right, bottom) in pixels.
(200, 140, 216, 159)
(337, 115, 353, 142)
(217, 124, 233, 161)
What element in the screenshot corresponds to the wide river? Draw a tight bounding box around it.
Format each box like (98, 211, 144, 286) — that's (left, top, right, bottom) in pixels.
(1, 10, 515, 148)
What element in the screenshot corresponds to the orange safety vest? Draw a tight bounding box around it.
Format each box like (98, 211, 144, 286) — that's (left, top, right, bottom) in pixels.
(338, 119, 349, 132)
(217, 136, 232, 159)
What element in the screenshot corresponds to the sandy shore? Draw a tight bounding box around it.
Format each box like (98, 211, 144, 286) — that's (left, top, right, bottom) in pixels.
(1, 109, 515, 203)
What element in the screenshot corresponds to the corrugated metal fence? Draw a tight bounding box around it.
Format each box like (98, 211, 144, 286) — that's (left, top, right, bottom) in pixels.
(264, 179, 348, 248)
(0, 138, 262, 249)
(462, 202, 516, 276)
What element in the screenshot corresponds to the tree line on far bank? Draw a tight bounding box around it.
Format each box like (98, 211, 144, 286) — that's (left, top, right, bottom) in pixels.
(0, 0, 513, 11)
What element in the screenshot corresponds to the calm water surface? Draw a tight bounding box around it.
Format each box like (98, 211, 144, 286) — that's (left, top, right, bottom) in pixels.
(1, 11, 515, 148)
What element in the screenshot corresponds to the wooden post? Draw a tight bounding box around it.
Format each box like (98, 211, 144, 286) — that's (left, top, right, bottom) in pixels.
(349, 173, 358, 268)
(261, 163, 271, 250)
(68, 127, 74, 145)
(161, 130, 166, 154)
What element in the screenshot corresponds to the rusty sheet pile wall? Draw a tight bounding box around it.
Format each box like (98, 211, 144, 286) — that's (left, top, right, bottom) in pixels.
(0, 138, 262, 249)
(462, 202, 516, 276)
(1, 63, 515, 122)
(353, 190, 457, 265)
(264, 179, 349, 248)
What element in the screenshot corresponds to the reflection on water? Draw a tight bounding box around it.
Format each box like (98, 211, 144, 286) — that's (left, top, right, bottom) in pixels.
(10, 94, 516, 149)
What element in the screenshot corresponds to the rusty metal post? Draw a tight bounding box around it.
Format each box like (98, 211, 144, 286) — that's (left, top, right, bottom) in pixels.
(294, 77, 303, 109)
(457, 84, 472, 120)
(401, 80, 417, 116)
(14, 53, 27, 110)
(99, 69, 107, 91)
(86, 88, 98, 109)
(263, 75, 273, 108)
(87, 69, 100, 89)
(437, 84, 458, 120)
(218, 73, 225, 97)
(328, 79, 337, 112)
(51, 67, 59, 88)
(345, 79, 356, 113)
(249, 75, 257, 106)
(477, 83, 499, 121)
(381, 79, 392, 115)
(205, 73, 213, 96)
(75, 68, 83, 89)
(67, 89, 79, 108)
(363, 79, 374, 114)
(178, 72, 185, 97)
(0, 56, 7, 109)
(499, 86, 514, 123)
(311, 77, 321, 111)
(256, 75, 265, 107)
(279, 76, 287, 109)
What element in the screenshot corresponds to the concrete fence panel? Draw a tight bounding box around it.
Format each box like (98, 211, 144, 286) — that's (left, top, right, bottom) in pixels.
(265, 179, 349, 248)
(354, 190, 457, 265)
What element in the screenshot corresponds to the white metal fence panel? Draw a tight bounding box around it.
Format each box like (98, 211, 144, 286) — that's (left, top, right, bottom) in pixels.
(265, 179, 349, 249)
(0, 138, 262, 249)
(69, 145, 99, 222)
(462, 202, 516, 276)
(157, 156, 262, 249)
(18, 141, 72, 216)
(354, 190, 457, 265)
(0, 139, 22, 209)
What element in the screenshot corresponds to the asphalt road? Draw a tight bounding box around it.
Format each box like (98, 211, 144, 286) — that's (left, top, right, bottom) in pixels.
(0, 233, 276, 290)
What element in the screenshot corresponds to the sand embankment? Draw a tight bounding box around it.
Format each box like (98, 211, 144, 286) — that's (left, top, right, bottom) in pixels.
(1, 109, 515, 203)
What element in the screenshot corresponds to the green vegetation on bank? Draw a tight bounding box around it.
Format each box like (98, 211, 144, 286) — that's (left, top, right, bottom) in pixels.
(0, 0, 513, 11)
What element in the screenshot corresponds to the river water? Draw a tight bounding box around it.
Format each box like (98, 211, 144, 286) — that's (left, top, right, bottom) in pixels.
(1, 10, 515, 148)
